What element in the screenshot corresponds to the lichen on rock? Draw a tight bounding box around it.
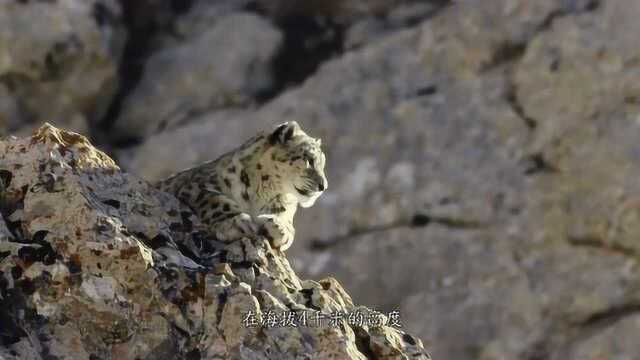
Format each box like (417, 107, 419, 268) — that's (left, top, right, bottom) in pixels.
(0, 124, 430, 359)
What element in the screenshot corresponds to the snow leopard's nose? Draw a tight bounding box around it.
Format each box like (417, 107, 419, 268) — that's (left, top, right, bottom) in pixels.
(318, 177, 328, 191)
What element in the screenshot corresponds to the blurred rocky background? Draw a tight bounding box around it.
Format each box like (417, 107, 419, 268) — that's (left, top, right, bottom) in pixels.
(2, 0, 640, 359)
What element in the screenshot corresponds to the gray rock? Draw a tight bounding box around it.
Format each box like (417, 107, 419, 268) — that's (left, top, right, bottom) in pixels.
(0, 216, 11, 242)
(561, 314, 640, 360)
(254, 0, 446, 24)
(120, 109, 272, 180)
(0, 85, 20, 135)
(515, 0, 640, 158)
(172, 0, 257, 41)
(0, 0, 125, 135)
(113, 13, 282, 140)
(111, 0, 452, 142)
(344, 2, 445, 50)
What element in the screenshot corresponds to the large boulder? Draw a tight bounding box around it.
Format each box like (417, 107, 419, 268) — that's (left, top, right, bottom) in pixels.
(112, 13, 282, 140)
(0, 0, 126, 135)
(0, 124, 430, 359)
(109, 0, 457, 142)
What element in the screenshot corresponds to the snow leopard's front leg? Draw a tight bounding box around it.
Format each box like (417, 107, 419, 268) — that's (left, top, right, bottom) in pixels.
(256, 214, 295, 251)
(255, 195, 297, 251)
(191, 191, 258, 242)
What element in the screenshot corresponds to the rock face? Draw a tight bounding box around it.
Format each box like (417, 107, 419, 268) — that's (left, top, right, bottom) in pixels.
(113, 13, 283, 140)
(0, 124, 430, 359)
(0, 0, 125, 135)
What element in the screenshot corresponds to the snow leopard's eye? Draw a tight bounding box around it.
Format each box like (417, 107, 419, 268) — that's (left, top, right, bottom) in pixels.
(303, 154, 315, 168)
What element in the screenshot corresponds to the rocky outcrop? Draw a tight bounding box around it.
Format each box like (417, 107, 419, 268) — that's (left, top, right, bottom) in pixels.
(0, 124, 430, 359)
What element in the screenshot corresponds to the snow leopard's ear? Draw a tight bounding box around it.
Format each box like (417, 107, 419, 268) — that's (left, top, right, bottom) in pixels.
(269, 121, 300, 145)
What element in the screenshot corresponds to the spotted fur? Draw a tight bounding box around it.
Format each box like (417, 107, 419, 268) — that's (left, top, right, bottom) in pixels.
(155, 121, 327, 251)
